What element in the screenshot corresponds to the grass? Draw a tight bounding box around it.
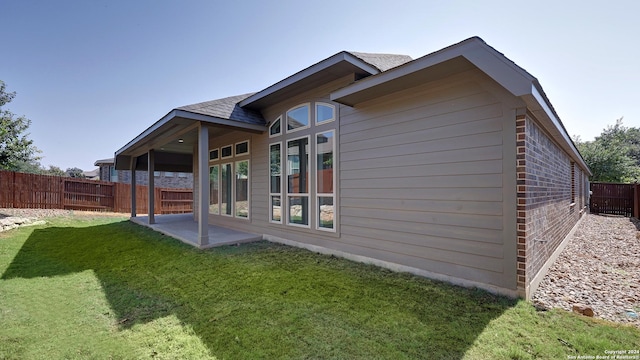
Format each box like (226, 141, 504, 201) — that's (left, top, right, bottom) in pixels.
(0, 215, 638, 359)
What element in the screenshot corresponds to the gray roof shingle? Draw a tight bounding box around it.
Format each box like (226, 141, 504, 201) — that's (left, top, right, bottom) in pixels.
(347, 51, 413, 72)
(176, 93, 265, 125)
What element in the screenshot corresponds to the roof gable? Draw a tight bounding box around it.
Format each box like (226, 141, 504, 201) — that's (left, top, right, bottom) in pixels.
(347, 51, 412, 72)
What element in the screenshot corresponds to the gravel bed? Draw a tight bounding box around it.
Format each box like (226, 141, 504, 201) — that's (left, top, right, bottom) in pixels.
(533, 214, 640, 328)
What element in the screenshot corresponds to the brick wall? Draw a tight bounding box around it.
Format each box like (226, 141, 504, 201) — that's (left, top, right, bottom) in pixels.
(516, 114, 587, 296)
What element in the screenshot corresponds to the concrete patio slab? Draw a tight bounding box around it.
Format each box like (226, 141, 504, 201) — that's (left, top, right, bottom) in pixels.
(130, 213, 263, 249)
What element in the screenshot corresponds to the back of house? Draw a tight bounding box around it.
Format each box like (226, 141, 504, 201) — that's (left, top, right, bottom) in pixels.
(116, 37, 590, 298)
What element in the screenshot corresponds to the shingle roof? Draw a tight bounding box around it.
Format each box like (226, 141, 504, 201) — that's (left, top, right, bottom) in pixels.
(347, 51, 413, 72)
(176, 93, 266, 125)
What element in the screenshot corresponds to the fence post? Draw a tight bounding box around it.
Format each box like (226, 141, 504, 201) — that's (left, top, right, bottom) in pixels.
(631, 184, 640, 218)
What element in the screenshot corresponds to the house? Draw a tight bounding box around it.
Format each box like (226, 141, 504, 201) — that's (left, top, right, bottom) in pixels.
(95, 157, 193, 188)
(115, 37, 591, 299)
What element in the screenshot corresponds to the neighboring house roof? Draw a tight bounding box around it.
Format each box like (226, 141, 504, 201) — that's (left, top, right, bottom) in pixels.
(83, 168, 100, 180)
(94, 158, 114, 166)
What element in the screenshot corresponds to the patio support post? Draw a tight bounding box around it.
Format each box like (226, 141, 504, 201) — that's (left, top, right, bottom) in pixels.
(197, 123, 210, 246)
(130, 156, 137, 218)
(148, 149, 155, 224)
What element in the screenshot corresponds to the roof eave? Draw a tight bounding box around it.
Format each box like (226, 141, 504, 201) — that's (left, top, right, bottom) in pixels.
(330, 36, 591, 175)
(239, 52, 380, 110)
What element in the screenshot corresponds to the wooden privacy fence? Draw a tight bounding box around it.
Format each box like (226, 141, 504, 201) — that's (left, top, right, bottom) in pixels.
(589, 182, 638, 217)
(0, 170, 192, 214)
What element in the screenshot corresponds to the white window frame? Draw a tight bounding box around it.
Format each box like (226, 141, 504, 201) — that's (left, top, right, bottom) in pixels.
(209, 148, 219, 161)
(220, 162, 233, 217)
(315, 102, 336, 125)
(286, 135, 310, 228)
(286, 103, 311, 134)
(269, 116, 282, 137)
(234, 159, 250, 219)
(221, 145, 233, 160)
(315, 130, 336, 232)
(269, 141, 283, 224)
(209, 165, 220, 215)
(235, 140, 250, 156)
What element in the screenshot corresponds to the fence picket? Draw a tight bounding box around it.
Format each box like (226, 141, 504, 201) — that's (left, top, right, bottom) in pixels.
(0, 170, 192, 214)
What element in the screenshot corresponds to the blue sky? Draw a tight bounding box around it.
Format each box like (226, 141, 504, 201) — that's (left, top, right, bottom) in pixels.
(1, 0, 638, 170)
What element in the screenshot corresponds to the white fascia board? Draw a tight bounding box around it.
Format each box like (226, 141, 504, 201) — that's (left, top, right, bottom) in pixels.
(240, 52, 379, 108)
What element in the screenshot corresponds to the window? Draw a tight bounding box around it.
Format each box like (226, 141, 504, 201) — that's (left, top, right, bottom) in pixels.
(164, 172, 174, 177)
(316, 130, 335, 230)
(269, 116, 281, 137)
(221, 163, 232, 216)
(209, 165, 219, 214)
(316, 103, 335, 125)
(287, 136, 309, 226)
(235, 160, 249, 218)
(235, 141, 249, 156)
(109, 166, 118, 182)
(286, 104, 310, 132)
(209, 149, 219, 161)
(270, 143, 282, 223)
(154, 171, 160, 177)
(221, 145, 233, 159)
(270, 101, 337, 230)
(178, 172, 188, 178)
(570, 162, 576, 205)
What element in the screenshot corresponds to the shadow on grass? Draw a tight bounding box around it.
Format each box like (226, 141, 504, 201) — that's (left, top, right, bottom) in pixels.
(2, 220, 516, 358)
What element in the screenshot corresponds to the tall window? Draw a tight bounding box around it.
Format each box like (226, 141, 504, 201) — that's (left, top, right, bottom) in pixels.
(209, 165, 219, 214)
(287, 136, 309, 226)
(270, 143, 282, 223)
(571, 162, 576, 204)
(235, 160, 249, 218)
(270, 101, 336, 230)
(316, 130, 335, 230)
(221, 163, 232, 216)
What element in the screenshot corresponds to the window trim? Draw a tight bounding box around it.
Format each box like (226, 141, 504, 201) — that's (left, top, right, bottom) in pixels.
(286, 134, 311, 228)
(220, 162, 233, 217)
(315, 102, 336, 125)
(269, 141, 283, 224)
(315, 129, 336, 232)
(234, 159, 250, 220)
(209, 148, 219, 161)
(235, 140, 250, 156)
(221, 145, 233, 160)
(209, 165, 220, 215)
(269, 116, 282, 137)
(286, 103, 311, 134)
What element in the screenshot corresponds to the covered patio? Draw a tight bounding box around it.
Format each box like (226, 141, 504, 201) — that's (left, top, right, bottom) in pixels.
(114, 94, 266, 248)
(130, 213, 262, 249)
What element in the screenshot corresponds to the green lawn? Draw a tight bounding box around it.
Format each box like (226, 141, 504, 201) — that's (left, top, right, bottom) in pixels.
(0, 216, 637, 359)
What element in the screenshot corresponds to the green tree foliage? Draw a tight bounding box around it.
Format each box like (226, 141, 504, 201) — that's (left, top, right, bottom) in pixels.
(44, 165, 66, 177)
(66, 167, 85, 178)
(0, 80, 41, 171)
(576, 118, 640, 182)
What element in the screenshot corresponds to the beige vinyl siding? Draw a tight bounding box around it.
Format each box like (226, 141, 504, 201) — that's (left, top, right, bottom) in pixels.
(338, 69, 515, 289)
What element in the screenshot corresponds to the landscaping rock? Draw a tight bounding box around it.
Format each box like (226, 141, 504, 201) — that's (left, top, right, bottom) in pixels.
(533, 214, 640, 328)
(572, 303, 595, 317)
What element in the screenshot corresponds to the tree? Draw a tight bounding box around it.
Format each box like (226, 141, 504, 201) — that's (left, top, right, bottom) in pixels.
(44, 165, 66, 177)
(576, 118, 640, 183)
(66, 167, 85, 178)
(0, 80, 41, 171)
